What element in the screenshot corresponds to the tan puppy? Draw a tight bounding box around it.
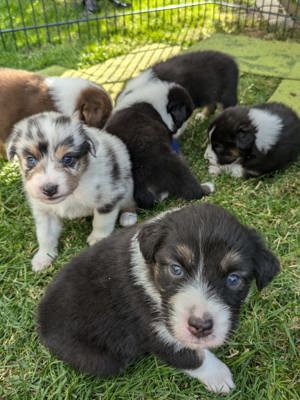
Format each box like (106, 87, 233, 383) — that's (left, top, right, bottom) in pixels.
(0, 68, 112, 157)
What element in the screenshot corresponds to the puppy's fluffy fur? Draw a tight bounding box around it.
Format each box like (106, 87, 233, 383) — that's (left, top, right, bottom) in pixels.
(107, 79, 213, 209)
(118, 51, 238, 128)
(38, 203, 280, 394)
(205, 102, 300, 177)
(7, 111, 135, 271)
(0, 68, 112, 157)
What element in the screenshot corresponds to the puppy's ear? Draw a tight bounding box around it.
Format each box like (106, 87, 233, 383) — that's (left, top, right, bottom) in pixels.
(138, 221, 165, 264)
(167, 101, 189, 130)
(79, 92, 112, 129)
(236, 125, 255, 150)
(80, 102, 102, 128)
(167, 87, 194, 131)
(84, 137, 96, 157)
(6, 128, 20, 160)
(248, 229, 280, 290)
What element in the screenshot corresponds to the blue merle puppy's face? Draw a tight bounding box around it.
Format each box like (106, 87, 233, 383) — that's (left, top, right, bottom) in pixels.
(137, 205, 280, 350)
(7, 112, 94, 204)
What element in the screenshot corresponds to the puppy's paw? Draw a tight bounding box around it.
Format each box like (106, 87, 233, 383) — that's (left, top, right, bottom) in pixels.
(201, 181, 215, 194)
(200, 360, 234, 394)
(195, 112, 207, 121)
(119, 212, 137, 227)
(227, 164, 244, 178)
(208, 165, 221, 175)
(185, 350, 235, 394)
(31, 251, 56, 272)
(87, 231, 108, 246)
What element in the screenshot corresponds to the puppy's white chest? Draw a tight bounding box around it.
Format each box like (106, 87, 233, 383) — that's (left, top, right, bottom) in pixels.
(48, 195, 93, 219)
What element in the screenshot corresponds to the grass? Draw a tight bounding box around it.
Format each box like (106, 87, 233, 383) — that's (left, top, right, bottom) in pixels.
(1, 65, 299, 399)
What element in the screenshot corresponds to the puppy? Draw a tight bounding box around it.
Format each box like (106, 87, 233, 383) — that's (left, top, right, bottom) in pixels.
(7, 111, 135, 272)
(38, 203, 280, 394)
(107, 79, 213, 209)
(204, 102, 300, 177)
(118, 50, 238, 131)
(0, 68, 112, 157)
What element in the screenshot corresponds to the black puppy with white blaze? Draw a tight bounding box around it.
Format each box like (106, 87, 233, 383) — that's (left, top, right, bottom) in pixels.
(205, 102, 300, 177)
(107, 79, 213, 209)
(38, 204, 280, 394)
(118, 51, 239, 134)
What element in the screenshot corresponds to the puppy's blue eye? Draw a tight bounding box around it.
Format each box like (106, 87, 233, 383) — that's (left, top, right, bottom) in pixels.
(226, 273, 242, 288)
(62, 155, 75, 167)
(169, 264, 183, 277)
(26, 156, 37, 168)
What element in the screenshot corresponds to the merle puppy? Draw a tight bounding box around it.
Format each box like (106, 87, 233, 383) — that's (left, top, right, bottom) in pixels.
(38, 204, 280, 394)
(107, 79, 213, 209)
(7, 112, 135, 271)
(118, 51, 239, 126)
(204, 102, 300, 177)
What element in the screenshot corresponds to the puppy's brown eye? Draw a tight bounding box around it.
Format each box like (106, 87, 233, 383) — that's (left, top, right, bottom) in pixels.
(169, 264, 183, 277)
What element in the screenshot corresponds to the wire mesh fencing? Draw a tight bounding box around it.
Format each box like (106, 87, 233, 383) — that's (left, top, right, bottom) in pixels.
(0, 0, 299, 51)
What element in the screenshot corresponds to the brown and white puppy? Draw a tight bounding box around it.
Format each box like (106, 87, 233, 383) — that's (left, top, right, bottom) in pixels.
(7, 111, 135, 272)
(38, 204, 280, 394)
(0, 68, 112, 157)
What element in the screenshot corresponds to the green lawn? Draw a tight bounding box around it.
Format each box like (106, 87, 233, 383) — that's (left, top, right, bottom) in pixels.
(1, 67, 299, 399)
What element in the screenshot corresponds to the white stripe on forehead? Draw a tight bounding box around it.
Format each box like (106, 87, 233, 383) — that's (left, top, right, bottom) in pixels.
(45, 76, 95, 116)
(196, 228, 204, 278)
(249, 108, 283, 153)
(38, 112, 83, 148)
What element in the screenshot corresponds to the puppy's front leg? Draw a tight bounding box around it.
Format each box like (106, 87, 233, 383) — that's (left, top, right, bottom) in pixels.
(87, 206, 119, 246)
(32, 210, 62, 272)
(185, 349, 235, 394)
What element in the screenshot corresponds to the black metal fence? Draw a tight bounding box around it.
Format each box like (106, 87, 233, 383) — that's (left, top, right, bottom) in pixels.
(0, 0, 299, 50)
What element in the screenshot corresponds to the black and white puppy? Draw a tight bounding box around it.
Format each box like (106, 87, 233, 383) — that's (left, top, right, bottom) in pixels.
(204, 102, 300, 177)
(107, 79, 213, 209)
(7, 111, 135, 271)
(38, 204, 280, 394)
(118, 50, 239, 133)
(117, 75, 195, 134)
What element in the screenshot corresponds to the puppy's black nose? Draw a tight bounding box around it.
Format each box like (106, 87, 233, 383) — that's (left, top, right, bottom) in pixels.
(188, 316, 213, 338)
(42, 184, 58, 197)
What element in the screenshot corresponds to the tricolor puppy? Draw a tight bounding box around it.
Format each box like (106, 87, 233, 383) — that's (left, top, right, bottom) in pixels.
(204, 102, 300, 177)
(118, 50, 238, 134)
(108, 79, 213, 209)
(0, 68, 112, 157)
(7, 112, 135, 272)
(38, 204, 280, 394)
